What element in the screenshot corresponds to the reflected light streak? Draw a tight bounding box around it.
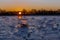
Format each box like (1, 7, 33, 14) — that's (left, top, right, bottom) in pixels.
(18, 16, 22, 19)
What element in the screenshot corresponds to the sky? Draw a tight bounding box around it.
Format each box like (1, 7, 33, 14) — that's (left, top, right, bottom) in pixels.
(0, 0, 60, 11)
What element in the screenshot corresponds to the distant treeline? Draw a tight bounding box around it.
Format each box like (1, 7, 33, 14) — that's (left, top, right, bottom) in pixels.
(0, 9, 60, 16)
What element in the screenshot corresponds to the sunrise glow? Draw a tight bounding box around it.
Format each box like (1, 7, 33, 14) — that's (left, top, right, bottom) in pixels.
(0, 0, 60, 11)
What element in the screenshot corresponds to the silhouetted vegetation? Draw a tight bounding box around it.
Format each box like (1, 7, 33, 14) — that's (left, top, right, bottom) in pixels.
(0, 9, 60, 16)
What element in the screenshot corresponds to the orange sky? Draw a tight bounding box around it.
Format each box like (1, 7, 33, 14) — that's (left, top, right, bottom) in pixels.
(0, 0, 60, 11)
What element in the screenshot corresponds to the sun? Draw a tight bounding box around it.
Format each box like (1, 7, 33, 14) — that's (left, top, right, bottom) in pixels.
(19, 12, 22, 15)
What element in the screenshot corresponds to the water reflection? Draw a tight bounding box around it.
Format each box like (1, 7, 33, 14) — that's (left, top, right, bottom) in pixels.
(18, 16, 22, 19)
(18, 15, 27, 24)
(0, 16, 60, 40)
(14, 16, 29, 39)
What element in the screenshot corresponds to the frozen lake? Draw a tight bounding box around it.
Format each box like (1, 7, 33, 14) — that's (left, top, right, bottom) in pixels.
(0, 16, 60, 40)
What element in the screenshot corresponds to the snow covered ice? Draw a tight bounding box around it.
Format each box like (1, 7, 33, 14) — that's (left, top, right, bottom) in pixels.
(0, 16, 60, 40)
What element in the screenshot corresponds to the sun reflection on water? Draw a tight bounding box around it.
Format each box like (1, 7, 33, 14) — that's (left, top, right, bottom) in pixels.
(18, 16, 22, 19)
